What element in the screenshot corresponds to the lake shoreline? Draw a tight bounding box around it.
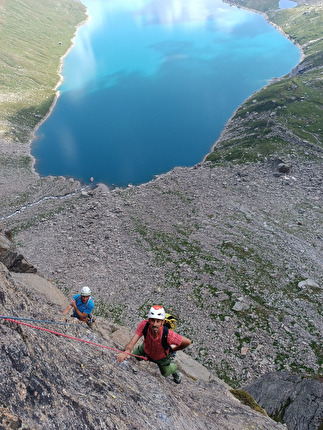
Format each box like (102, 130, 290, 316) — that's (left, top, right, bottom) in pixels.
(29, 1, 304, 187)
(222, 0, 304, 62)
(27, 6, 90, 178)
(207, 0, 304, 158)
(0, 0, 308, 213)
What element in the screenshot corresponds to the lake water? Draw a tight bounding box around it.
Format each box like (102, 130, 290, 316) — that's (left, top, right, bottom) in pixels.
(32, 0, 301, 187)
(279, 0, 297, 9)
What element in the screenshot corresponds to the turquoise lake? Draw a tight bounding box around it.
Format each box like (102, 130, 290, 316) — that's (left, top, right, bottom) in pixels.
(32, 0, 301, 187)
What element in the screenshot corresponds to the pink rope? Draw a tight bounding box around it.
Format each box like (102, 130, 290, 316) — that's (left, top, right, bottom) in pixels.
(1, 316, 147, 360)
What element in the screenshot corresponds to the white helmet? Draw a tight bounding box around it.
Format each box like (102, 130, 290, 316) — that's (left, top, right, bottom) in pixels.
(147, 305, 165, 320)
(81, 286, 91, 296)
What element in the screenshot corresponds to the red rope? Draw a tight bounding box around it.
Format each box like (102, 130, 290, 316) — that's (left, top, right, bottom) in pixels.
(1, 316, 147, 360)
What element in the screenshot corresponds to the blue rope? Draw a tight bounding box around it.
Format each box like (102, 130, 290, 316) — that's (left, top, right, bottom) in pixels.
(0, 315, 89, 328)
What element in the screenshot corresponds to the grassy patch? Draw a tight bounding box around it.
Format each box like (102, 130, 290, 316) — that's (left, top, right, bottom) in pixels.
(206, 4, 323, 165)
(230, 389, 267, 415)
(0, 154, 33, 169)
(10, 204, 69, 237)
(216, 359, 241, 387)
(0, 0, 86, 141)
(270, 6, 323, 46)
(133, 218, 220, 272)
(310, 341, 323, 367)
(225, 0, 278, 13)
(271, 397, 291, 423)
(95, 299, 126, 325)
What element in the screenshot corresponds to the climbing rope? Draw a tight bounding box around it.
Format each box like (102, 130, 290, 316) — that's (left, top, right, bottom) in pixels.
(0, 315, 89, 328)
(0, 315, 147, 360)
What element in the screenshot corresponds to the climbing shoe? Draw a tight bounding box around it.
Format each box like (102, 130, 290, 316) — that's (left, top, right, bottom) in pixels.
(173, 371, 182, 384)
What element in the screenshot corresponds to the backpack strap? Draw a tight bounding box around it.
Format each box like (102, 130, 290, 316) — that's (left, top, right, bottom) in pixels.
(161, 325, 169, 357)
(78, 295, 93, 314)
(143, 322, 169, 357)
(143, 321, 149, 338)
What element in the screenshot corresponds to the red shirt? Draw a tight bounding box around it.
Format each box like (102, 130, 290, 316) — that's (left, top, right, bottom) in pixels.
(135, 320, 182, 361)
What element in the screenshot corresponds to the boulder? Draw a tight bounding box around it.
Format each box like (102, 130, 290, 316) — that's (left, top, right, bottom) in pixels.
(243, 371, 323, 430)
(0, 228, 36, 273)
(298, 279, 320, 289)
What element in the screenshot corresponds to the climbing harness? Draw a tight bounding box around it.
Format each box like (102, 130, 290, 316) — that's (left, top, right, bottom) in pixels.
(0, 315, 147, 360)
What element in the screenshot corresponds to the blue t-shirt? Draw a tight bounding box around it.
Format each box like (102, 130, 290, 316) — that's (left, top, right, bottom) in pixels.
(72, 294, 94, 319)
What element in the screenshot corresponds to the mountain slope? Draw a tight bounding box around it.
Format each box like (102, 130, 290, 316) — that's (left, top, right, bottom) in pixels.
(0, 254, 285, 429)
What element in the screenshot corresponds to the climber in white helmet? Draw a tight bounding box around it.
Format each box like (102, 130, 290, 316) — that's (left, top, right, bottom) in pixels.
(62, 286, 95, 327)
(116, 305, 191, 384)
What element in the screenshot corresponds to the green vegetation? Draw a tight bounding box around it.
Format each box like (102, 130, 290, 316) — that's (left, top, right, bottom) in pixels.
(0, 154, 32, 169)
(230, 389, 267, 415)
(234, 332, 251, 349)
(216, 359, 241, 387)
(10, 203, 72, 238)
(270, 6, 323, 45)
(1, 0, 321, 164)
(133, 217, 220, 272)
(231, 0, 278, 12)
(95, 299, 126, 325)
(271, 397, 291, 423)
(0, 0, 86, 142)
(132, 197, 322, 377)
(310, 341, 323, 367)
(206, 4, 323, 164)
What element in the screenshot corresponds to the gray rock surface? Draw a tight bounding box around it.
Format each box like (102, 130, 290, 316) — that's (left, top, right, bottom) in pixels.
(2, 159, 322, 388)
(0, 225, 36, 273)
(243, 371, 323, 430)
(0, 260, 286, 430)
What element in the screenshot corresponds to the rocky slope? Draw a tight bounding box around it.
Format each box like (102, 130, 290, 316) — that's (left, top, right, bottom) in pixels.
(2, 157, 322, 389)
(244, 371, 323, 430)
(0, 240, 286, 430)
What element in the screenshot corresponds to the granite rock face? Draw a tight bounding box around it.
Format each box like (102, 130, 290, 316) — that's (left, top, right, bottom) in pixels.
(243, 371, 323, 430)
(0, 261, 286, 430)
(0, 223, 36, 273)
